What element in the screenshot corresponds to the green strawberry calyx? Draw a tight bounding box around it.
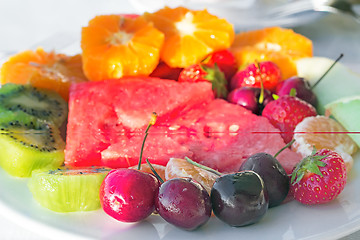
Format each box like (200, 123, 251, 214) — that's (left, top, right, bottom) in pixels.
(290, 147, 328, 185)
(271, 88, 297, 101)
(289, 88, 297, 97)
(201, 63, 228, 99)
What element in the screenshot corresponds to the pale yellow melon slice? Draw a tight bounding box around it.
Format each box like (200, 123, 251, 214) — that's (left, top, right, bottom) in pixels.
(296, 57, 360, 114)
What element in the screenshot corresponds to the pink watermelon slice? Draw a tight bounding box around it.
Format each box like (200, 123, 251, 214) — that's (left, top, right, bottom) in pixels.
(65, 77, 213, 167)
(181, 99, 301, 173)
(65, 77, 301, 173)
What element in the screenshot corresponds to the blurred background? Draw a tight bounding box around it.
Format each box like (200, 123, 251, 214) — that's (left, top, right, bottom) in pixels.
(0, 0, 359, 70)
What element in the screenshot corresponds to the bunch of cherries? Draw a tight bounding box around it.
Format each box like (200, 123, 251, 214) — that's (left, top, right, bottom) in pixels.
(99, 113, 292, 230)
(100, 54, 344, 230)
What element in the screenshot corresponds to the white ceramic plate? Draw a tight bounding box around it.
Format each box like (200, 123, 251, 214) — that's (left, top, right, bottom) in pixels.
(0, 150, 359, 240)
(0, 3, 358, 238)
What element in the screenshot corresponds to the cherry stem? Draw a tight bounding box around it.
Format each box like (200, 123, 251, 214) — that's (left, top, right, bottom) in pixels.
(137, 112, 157, 170)
(311, 53, 344, 90)
(274, 139, 295, 158)
(185, 157, 222, 176)
(146, 159, 164, 183)
(255, 60, 264, 104)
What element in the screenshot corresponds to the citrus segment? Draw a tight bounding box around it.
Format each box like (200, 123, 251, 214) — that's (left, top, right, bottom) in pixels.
(230, 27, 313, 79)
(0, 48, 86, 101)
(81, 15, 164, 81)
(292, 116, 358, 172)
(232, 27, 312, 55)
(144, 7, 234, 68)
(165, 158, 219, 194)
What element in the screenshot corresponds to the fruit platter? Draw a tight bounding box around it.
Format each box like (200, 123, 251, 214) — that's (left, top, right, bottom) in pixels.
(0, 5, 360, 240)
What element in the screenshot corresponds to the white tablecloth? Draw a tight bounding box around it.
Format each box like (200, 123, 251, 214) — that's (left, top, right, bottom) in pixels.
(0, 0, 359, 239)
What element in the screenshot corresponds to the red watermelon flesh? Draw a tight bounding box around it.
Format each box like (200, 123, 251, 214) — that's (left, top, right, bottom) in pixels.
(100, 126, 193, 168)
(182, 99, 301, 173)
(65, 77, 301, 173)
(106, 77, 214, 130)
(66, 81, 118, 166)
(65, 77, 213, 167)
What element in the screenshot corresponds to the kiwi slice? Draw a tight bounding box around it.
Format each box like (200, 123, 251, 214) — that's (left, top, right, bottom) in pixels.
(0, 111, 65, 177)
(0, 83, 67, 127)
(28, 167, 111, 212)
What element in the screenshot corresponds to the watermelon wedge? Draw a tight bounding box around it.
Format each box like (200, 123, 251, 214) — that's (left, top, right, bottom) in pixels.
(65, 77, 301, 173)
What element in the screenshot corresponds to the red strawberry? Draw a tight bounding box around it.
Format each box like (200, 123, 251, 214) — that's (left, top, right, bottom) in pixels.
(178, 64, 228, 98)
(230, 61, 281, 92)
(290, 148, 347, 205)
(203, 49, 237, 80)
(150, 61, 183, 80)
(262, 95, 317, 143)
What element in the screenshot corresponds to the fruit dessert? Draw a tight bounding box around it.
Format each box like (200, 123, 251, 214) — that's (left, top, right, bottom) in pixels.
(0, 5, 358, 233)
(65, 77, 301, 173)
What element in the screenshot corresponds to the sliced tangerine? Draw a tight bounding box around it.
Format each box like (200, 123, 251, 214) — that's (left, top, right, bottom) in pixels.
(292, 116, 358, 172)
(230, 27, 313, 79)
(0, 48, 86, 101)
(81, 15, 164, 81)
(144, 6, 235, 68)
(129, 163, 166, 181)
(165, 158, 219, 194)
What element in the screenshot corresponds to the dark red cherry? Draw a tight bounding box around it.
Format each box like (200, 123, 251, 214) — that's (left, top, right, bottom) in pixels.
(227, 87, 273, 114)
(155, 178, 211, 230)
(276, 76, 317, 107)
(211, 170, 269, 227)
(239, 153, 289, 208)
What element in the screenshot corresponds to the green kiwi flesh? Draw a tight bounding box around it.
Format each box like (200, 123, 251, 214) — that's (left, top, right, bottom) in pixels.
(0, 111, 65, 177)
(28, 167, 111, 212)
(0, 83, 67, 127)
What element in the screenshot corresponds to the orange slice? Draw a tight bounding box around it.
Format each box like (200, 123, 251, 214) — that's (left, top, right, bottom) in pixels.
(292, 116, 358, 172)
(230, 27, 313, 79)
(0, 48, 86, 101)
(81, 15, 164, 81)
(144, 6, 235, 68)
(165, 158, 219, 194)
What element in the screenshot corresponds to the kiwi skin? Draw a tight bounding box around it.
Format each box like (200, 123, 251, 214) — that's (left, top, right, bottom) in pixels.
(0, 111, 65, 177)
(28, 167, 111, 212)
